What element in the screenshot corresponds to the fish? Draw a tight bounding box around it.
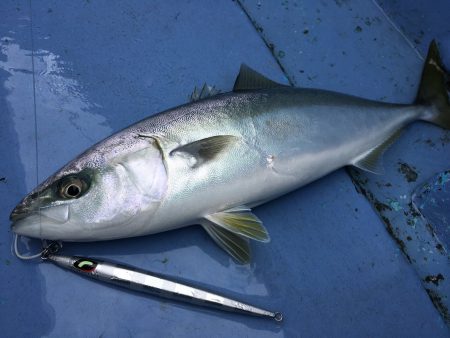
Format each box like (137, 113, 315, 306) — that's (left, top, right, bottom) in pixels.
(11, 41, 450, 263)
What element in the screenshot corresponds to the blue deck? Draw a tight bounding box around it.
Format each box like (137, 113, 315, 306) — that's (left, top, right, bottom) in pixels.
(1, 1, 449, 337)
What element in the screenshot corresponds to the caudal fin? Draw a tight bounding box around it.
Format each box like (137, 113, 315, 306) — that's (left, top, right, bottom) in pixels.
(416, 40, 450, 129)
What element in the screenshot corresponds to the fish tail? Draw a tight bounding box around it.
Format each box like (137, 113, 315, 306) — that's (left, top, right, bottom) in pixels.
(417, 40, 450, 129)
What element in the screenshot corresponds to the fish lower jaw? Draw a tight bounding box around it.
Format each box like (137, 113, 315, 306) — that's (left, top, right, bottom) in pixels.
(11, 221, 43, 239)
(11, 215, 73, 241)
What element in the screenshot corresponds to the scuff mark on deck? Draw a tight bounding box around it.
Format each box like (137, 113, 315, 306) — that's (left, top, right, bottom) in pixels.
(398, 162, 418, 182)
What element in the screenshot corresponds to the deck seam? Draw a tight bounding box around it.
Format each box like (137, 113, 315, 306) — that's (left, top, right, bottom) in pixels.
(235, 0, 295, 86)
(371, 0, 424, 60)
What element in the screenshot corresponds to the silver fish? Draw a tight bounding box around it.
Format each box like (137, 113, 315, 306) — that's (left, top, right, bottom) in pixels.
(43, 249, 282, 321)
(11, 41, 450, 263)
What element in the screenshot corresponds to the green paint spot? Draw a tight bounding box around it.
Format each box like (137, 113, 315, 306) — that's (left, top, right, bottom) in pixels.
(77, 260, 94, 268)
(74, 258, 97, 272)
(161, 257, 168, 264)
(355, 25, 362, 33)
(278, 50, 285, 58)
(4, 259, 10, 266)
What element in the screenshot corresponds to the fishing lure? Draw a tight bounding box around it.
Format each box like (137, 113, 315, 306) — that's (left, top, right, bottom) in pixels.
(40, 243, 282, 322)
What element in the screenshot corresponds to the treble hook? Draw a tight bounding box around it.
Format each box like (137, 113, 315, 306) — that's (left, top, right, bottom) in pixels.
(41, 241, 62, 260)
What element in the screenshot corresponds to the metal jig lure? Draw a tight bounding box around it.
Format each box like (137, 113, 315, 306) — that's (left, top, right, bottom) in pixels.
(41, 242, 282, 322)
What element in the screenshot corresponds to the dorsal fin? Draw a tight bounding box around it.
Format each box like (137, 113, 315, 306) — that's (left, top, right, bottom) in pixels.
(233, 64, 285, 91)
(190, 84, 221, 102)
(352, 129, 403, 174)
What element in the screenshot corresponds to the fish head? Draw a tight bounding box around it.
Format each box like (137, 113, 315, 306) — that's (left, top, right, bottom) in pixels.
(11, 135, 168, 241)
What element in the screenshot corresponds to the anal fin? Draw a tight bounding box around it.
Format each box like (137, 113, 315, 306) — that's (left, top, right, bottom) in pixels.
(352, 129, 403, 174)
(205, 206, 270, 242)
(201, 220, 251, 264)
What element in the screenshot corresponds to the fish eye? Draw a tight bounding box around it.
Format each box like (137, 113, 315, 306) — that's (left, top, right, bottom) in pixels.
(58, 175, 89, 199)
(65, 182, 81, 198)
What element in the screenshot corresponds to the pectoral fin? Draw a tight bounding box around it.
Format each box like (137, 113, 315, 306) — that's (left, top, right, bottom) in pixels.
(205, 206, 270, 242)
(201, 220, 251, 264)
(170, 135, 239, 167)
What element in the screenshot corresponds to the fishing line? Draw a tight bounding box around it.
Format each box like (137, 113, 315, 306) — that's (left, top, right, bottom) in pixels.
(371, 0, 424, 61)
(13, 1, 47, 261)
(14, 234, 42, 260)
(28, 0, 45, 249)
(13, 234, 63, 260)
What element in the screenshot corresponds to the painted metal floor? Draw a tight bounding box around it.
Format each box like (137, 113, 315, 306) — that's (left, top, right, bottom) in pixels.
(1, 1, 449, 337)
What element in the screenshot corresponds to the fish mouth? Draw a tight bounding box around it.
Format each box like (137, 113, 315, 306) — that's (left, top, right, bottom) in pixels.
(10, 202, 70, 241)
(11, 204, 70, 223)
(10, 204, 32, 222)
(10, 203, 40, 238)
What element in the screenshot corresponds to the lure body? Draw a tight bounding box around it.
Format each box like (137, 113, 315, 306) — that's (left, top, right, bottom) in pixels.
(45, 253, 282, 321)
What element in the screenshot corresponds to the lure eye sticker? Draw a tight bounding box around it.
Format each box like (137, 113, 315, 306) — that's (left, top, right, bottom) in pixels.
(74, 259, 97, 272)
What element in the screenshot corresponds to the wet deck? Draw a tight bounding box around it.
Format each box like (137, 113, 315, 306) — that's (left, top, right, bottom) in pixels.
(1, 1, 449, 336)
